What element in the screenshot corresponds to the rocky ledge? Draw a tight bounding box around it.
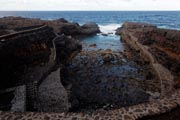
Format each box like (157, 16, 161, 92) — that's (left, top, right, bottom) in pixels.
(58, 22, 100, 36)
(116, 22, 180, 88)
(0, 16, 100, 36)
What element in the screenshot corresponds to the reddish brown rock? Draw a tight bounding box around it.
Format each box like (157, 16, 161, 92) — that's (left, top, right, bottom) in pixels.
(117, 22, 180, 88)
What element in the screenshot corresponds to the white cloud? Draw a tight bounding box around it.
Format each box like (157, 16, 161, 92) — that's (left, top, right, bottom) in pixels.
(0, 0, 180, 11)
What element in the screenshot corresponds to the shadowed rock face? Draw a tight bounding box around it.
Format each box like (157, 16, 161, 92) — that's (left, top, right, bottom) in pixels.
(0, 25, 55, 89)
(55, 18, 69, 23)
(58, 23, 81, 36)
(54, 35, 82, 64)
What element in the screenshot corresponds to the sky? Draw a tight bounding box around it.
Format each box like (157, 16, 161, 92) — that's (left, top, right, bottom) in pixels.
(0, 0, 180, 11)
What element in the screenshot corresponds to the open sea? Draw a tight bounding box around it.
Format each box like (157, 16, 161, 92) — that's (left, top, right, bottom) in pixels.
(1, 11, 180, 50)
(0, 11, 180, 29)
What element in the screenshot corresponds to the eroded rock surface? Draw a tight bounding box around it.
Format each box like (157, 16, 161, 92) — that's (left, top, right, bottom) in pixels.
(61, 47, 158, 112)
(0, 17, 100, 36)
(117, 22, 180, 88)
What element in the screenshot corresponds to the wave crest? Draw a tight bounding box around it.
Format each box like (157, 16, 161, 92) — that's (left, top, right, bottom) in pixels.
(99, 24, 122, 34)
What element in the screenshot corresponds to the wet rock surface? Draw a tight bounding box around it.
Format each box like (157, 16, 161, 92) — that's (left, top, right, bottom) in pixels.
(61, 45, 158, 112)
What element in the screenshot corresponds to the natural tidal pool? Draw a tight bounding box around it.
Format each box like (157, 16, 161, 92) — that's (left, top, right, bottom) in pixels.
(81, 31, 124, 51)
(61, 26, 160, 112)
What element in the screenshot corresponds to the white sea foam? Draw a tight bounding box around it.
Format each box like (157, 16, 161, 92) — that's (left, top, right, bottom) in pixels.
(99, 24, 122, 34)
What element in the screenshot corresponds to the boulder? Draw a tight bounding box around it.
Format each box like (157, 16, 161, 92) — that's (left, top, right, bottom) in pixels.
(58, 22, 100, 36)
(58, 23, 81, 36)
(101, 33, 108, 36)
(80, 22, 100, 35)
(89, 44, 97, 47)
(101, 50, 114, 63)
(102, 54, 114, 63)
(56, 18, 69, 23)
(115, 27, 122, 35)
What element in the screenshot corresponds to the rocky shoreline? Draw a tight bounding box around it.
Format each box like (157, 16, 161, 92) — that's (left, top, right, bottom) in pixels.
(0, 17, 180, 119)
(0, 16, 100, 112)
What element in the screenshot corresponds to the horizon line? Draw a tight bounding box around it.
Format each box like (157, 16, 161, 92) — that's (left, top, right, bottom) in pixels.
(0, 10, 180, 12)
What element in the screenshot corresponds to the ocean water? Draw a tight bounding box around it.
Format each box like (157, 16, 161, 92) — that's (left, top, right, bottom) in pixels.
(0, 11, 180, 51)
(0, 11, 180, 29)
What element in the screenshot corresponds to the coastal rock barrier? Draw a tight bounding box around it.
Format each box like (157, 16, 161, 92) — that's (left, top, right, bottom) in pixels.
(0, 21, 180, 119)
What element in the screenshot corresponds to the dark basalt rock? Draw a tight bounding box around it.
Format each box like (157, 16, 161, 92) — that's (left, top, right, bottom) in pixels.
(89, 44, 97, 47)
(54, 34, 82, 64)
(0, 25, 55, 89)
(121, 22, 156, 29)
(102, 53, 114, 63)
(115, 27, 122, 35)
(115, 22, 156, 35)
(58, 23, 81, 36)
(0, 25, 7, 30)
(80, 22, 100, 35)
(58, 22, 100, 36)
(101, 33, 109, 36)
(56, 18, 69, 23)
